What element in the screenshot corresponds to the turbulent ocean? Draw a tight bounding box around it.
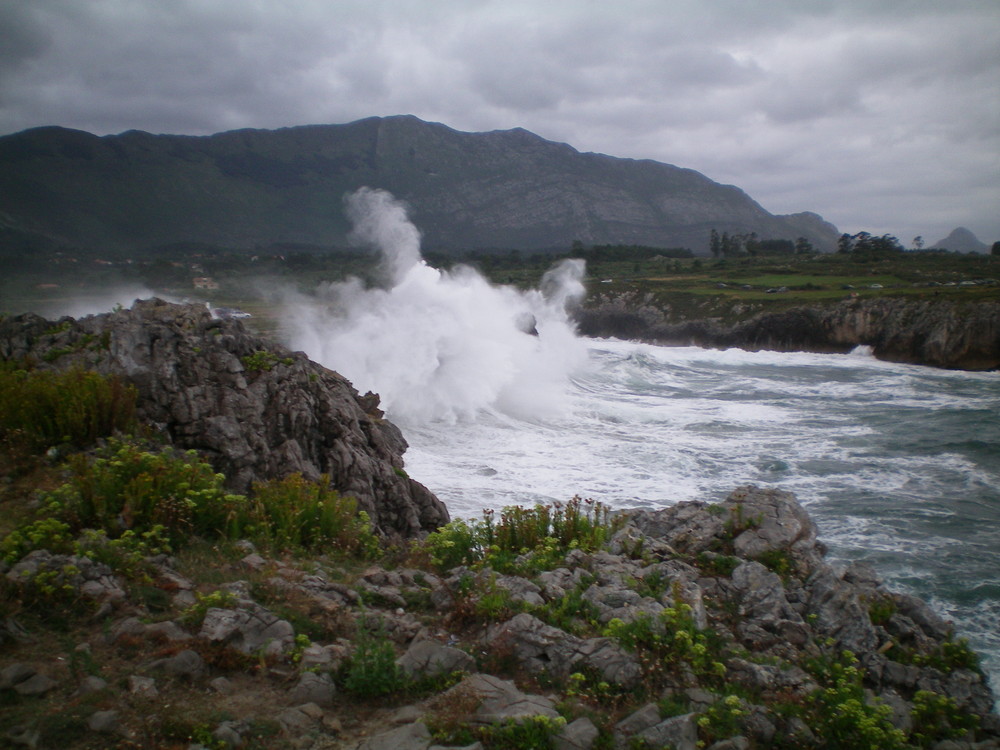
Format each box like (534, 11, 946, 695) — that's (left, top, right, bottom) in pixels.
(287, 188, 1000, 702)
(402, 341, 1000, 698)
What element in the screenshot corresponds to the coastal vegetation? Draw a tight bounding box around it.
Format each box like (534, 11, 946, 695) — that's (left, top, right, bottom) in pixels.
(1, 359, 996, 748)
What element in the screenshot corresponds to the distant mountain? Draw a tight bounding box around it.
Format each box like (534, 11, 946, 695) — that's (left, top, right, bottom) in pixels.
(930, 227, 988, 254)
(0, 115, 840, 256)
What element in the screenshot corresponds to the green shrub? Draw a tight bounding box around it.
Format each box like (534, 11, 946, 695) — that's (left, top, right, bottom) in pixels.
(0, 364, 136, 453)
(235, 473, 378, 556)
(430, 714, 567, 750)
(179, 589, 240, 628)
(602, 603, 727, 684)
(696, 551, 740, 577)
(887, 635, 981, 673)
(343, 623, 404, 698)
(41, 439, 244, 547)
(241, 350, 294, 372)
(697, 694, 748, 744)
(805, 650, 907, 749)
(424, 497, 621, 574)
(864, 594, 897, 626)
(910, 689, 979, 746)
(73, 526, 171, 579)
(755, 549, 794, 577)
(0, 517, 74, 563)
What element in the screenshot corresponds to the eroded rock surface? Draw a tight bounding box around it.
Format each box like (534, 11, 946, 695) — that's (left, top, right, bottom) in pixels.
(0, 299, 448, 537)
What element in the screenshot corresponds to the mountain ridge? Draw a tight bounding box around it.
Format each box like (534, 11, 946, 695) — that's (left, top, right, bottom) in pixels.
(0, 115, 840, 255)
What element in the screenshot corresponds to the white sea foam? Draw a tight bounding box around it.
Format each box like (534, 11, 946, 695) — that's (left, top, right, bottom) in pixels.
(282, 188, 587, 424)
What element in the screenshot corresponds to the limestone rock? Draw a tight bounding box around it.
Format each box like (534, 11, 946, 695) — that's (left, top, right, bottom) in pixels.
(487, 613, 641, 687)
(0, 301, 449, 537)
(554, 716, 599, 750)
(350, 721, 431, 750)
(87, 710, 120, 734)
(147, 648, 205, 680)
(397, 639, 476, 679)
(199, 603, 295, 657)
(288, 672, 336, 708)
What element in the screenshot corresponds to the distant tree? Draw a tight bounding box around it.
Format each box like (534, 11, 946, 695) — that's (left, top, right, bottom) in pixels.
(719, 232, 733, 257)
(795, 237, 814, 255)
(912, 235, 924, 251)
(992, 241, 1000, 256)
(709, 229, 721, 258)
(837, 233, 854, 254)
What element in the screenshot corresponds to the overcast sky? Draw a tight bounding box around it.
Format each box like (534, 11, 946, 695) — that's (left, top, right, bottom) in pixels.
(2, 0, 998, 246)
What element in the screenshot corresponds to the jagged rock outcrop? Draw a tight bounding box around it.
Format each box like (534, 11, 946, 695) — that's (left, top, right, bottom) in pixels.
(577, 295, 1000, 370)
(2, 484, 998, 747)
(0, 298, 448, 537)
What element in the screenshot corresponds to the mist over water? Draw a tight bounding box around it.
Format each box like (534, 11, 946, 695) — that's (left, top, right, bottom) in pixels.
(285, 188, 587, 423)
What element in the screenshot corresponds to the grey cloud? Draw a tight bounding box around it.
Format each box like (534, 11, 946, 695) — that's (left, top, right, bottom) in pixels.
(0, 0, 996, 243)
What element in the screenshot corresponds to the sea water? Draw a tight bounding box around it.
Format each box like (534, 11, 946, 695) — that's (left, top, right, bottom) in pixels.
(286, 188, 1000, 702)
(402, 340, 1000, 700)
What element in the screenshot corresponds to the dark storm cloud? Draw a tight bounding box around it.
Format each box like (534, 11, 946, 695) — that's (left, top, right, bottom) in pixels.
(0, 0, 997, 245)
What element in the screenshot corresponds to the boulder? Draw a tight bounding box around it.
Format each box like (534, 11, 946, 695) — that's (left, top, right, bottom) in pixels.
(397, 639, 476, 679)
(487, 613, 641, 687)
(350, 722, 431, 750)
(147, 648, 205, 680)
(554, 717, 599, 750)
(288, 672, 336, 708)
(199, 603, 295, 657)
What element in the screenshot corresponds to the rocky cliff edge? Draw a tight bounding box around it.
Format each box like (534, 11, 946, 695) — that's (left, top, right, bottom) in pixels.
(0, 299, 448, 537)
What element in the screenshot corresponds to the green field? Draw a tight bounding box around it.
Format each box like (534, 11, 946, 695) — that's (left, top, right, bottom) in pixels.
(2, 247, 998, 334)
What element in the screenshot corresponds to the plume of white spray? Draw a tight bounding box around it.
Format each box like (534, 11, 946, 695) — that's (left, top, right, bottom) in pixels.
(284, 188, 588, 424)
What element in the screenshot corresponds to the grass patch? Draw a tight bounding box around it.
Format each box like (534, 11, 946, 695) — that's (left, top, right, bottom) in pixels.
(0, 364, 136, 456)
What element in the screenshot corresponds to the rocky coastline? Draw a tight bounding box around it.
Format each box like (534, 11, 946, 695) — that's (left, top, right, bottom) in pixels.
(2, 486, 997, 748)
(575, 295, 1000, 371)
(0, 300, 448, 538)
(1, 302, 998, 748)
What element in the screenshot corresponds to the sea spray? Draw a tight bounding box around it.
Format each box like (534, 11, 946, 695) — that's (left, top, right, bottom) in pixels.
(284, 188, 588, 424)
